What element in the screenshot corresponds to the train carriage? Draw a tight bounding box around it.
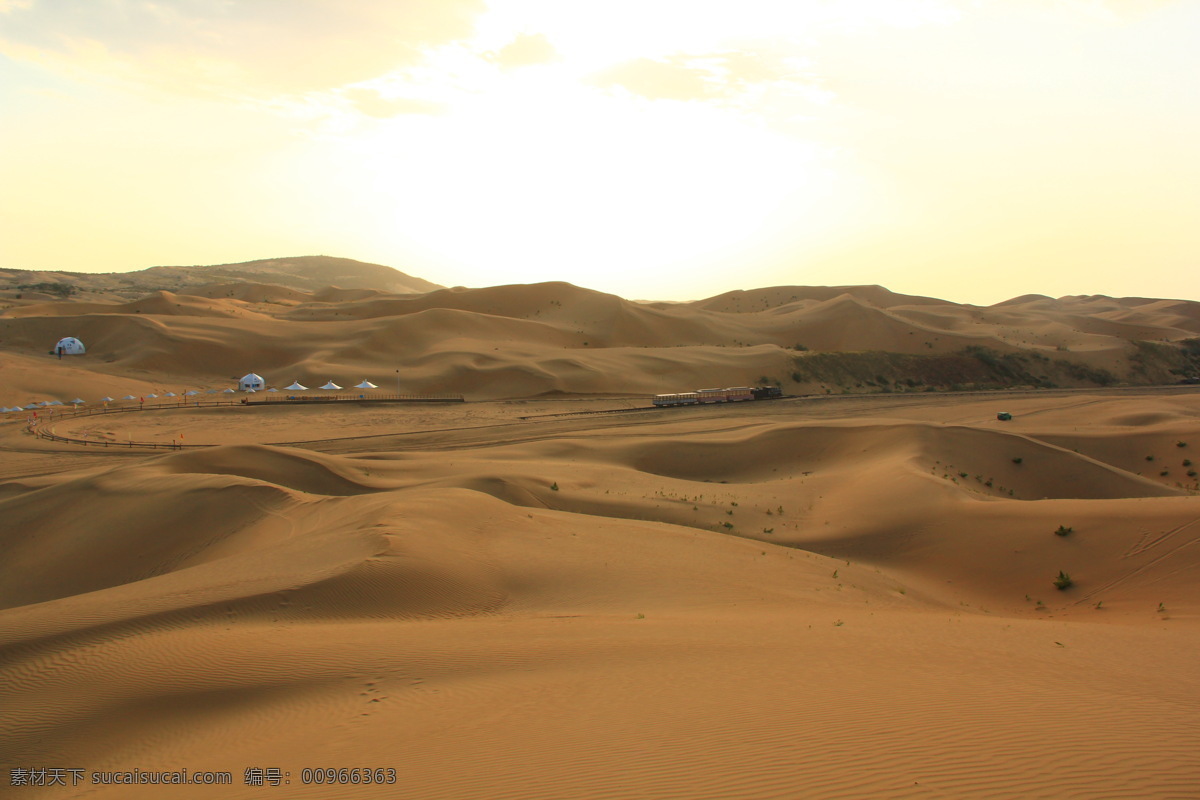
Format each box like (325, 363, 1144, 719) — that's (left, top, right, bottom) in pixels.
(652, 392, 701, 407)
(652, 385, 781, 407)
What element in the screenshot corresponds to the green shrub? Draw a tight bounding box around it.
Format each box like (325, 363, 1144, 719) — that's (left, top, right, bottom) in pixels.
(1054, 571, 1073, 590)
(1054, 525, 1073, 537)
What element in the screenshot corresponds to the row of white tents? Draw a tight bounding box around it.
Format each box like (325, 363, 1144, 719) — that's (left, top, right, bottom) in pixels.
(239, 373, 379, 392)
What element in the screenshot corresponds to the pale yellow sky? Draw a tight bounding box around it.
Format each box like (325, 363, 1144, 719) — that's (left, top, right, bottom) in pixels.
(1, 0, 1197, 304)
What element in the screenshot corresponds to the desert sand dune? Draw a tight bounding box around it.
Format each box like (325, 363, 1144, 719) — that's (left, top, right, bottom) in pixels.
(688, 284, 947, 312)
(3, 280, 1198, 405)
(3, 392, 1200, 798)
(2, 279, 1200, 799)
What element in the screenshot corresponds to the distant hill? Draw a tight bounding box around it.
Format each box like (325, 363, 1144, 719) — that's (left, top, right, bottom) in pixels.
(688, 285, 947, 312)
(0, 256, 442, 300)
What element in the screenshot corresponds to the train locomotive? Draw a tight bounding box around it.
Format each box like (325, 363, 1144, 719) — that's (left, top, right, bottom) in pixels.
(652, 386, 782, 407)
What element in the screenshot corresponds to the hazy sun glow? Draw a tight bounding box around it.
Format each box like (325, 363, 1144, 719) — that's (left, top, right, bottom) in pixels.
(1, 0, 1197, 303)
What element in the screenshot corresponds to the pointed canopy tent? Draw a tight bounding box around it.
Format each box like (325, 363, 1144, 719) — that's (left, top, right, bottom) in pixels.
(320, 381, 342, 390)
(185, 390, 199, 396)
(284, 381, 307, 391)
(100, 396, 114, 402)
(267, 387, 279, 392)
(164, 392, 177, 397)
(122, 395, 137, 400)
(206, 389, 218, 394)
(71, 398, 85, 405)
(222, 388, 236, 394)
(146, 393, 158, 399)
(238, 373, 265, 391)
(54, 337, 86, 355)
(355, 380, 378, 389)
(48, 400, 63, 405)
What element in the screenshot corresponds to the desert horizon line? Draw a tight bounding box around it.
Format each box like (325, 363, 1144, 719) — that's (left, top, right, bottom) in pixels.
(4, 253, 1196, 308)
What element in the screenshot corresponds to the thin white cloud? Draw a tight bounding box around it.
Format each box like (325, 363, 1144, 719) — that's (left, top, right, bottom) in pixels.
(588, 49, 820, 104)
(488, 32, 560, 69)
(343, 88, 445, 118)
(0, 0, 485, 96)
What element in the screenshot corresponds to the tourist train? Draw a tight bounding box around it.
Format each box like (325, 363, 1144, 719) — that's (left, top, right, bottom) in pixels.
(652, 386, 783, 407)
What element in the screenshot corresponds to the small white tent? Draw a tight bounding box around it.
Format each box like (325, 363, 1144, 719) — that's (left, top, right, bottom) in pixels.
(54, 337, 85, 356)
(285, 381, 307, 391)
(238, 373, 265, 391)
(320, 381, 342, 390)
(355, 380, 378, 389)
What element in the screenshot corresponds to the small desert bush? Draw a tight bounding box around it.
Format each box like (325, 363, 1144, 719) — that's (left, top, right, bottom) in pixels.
(1053, 571, 1073, 590)
(1054, 525, 1073, 537)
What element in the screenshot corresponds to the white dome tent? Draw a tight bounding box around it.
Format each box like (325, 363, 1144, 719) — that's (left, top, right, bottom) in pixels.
(238, 373, 265, 392)
(54, 337, 85, 356)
